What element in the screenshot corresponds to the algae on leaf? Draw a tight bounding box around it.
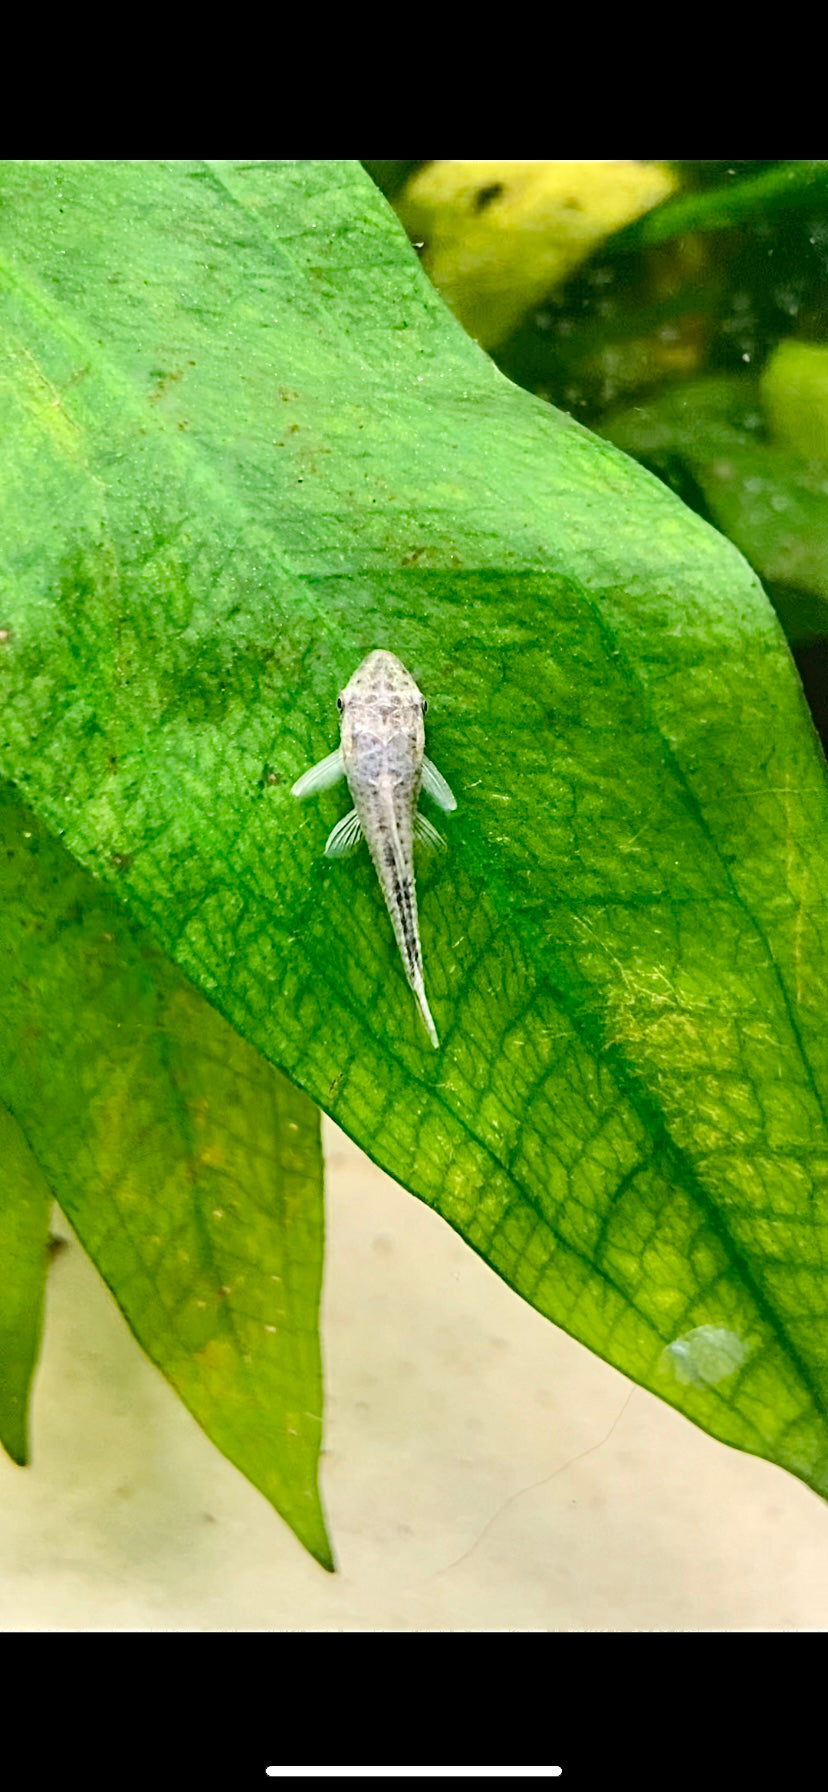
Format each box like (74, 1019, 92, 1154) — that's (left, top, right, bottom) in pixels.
(1, 160, 828, 1521)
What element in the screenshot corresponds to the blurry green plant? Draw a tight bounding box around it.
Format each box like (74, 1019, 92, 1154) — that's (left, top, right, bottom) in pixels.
(2, 161, 828, 1568)
(381, 160, 828, 659)
(602, 373, 828, 644)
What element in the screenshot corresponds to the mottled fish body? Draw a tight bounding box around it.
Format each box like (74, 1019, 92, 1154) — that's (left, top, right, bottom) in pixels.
(291, 649, 456, 1049)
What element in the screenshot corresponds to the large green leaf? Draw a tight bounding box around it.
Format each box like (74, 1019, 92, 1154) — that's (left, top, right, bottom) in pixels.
(0, 785, 330, 1567)
(2, 160, 828, 1507)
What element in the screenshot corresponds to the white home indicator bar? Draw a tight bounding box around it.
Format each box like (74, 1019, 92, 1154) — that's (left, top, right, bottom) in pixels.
(265, 1773, 563, 1781)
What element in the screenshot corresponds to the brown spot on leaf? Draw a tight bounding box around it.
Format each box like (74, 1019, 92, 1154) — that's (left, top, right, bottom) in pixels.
(148, 367, 184, 400)
(473, 182, 505, 212)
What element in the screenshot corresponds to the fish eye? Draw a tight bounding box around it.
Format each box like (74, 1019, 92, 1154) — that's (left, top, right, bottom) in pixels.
(336, 695, 344, 711)
(421, 697, 428, 714)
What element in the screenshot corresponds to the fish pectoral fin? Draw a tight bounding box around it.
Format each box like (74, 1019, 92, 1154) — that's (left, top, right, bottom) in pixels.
(324, 808, 363, 858)
(421, 756, 457, 812)
(414, 810, 447, 851)
(291, 746, 345, 800)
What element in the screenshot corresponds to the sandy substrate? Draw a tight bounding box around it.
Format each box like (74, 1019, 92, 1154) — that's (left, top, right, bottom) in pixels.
(2, 1118, 826, 1630)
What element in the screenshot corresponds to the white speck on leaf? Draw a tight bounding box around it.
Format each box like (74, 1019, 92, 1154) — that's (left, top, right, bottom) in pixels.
(660, 1325, 749, 1388)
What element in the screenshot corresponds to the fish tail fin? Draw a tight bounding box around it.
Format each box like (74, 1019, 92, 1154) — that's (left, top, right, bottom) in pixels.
(415, 983, 440, 1050)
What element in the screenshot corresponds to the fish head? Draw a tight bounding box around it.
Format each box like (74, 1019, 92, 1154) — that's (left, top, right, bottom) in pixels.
(338, 650, 427, 771)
